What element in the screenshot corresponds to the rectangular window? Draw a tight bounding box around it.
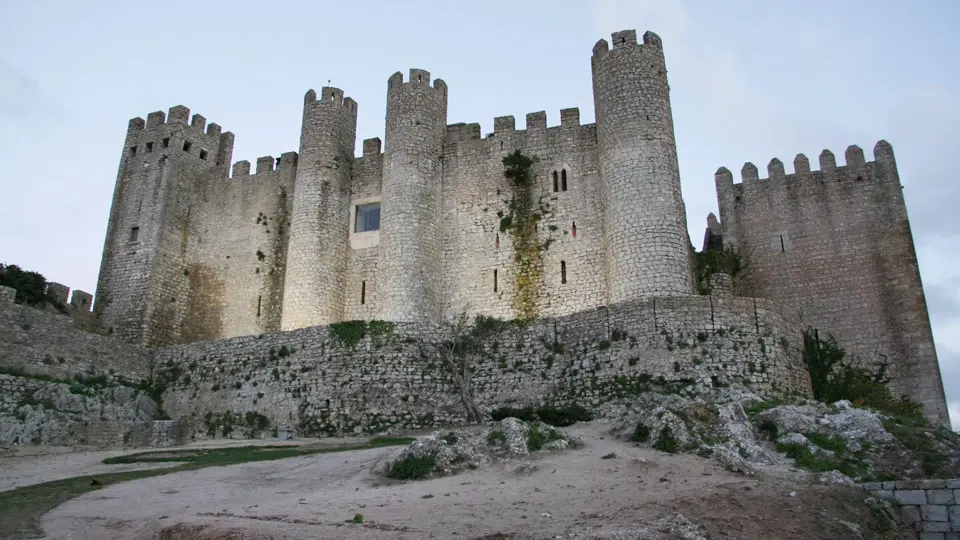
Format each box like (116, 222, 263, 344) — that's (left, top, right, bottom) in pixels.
(354, 203, 381, 233)
(129, 227, 140, 242)
(361, 281, 366, 304)
(493, 269, 498, 292)
(146, 142, 154, 153)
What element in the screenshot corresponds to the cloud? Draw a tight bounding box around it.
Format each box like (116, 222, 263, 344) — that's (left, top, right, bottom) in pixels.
(0, 62, 63, 153)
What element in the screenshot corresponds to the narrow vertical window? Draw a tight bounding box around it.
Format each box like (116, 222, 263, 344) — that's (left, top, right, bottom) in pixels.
(779, 235, 785, 252)
(552, 171, 559, 192)
(361, 281, 366, 304)
(560, 261, 567, 284)
(561, 169, 568, 191)
(129, 227, 139, 242)
(256, 295, 262, 317)
(571, 221, 577, 238)
(495, 234, 500, 249)
(493, 269, 498, 292)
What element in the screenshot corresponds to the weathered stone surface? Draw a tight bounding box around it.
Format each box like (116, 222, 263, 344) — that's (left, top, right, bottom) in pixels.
(385, 418, 580, 479)
(896, 490, 929, 505)
(0, 374, 183, 447)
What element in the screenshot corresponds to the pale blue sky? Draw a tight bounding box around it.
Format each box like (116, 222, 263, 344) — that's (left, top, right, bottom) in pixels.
(1, 0, 957, 428)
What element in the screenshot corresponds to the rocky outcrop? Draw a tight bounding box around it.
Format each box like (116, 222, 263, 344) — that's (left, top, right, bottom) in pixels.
(599, 386, 960, 482)
(384, 418, 582, 480)
(0, 374, 186, 447)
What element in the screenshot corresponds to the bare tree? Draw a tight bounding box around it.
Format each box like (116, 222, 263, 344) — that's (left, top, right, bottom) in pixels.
(419, 312, 485, 424)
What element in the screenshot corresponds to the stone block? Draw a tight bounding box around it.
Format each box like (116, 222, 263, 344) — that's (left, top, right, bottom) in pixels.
(946, 480, 960, 489)
(900, 480, 924, 490)
(895, 490, 928, 505)
(927, 490, 956, 505)
(882, 481, 898, 490)
(946, 532, 959, 540)
(901, 505, 922, 524)
(925, 522, 952, 533)
(919, 533, 945, 540)
(923, 505, 950, 522)
(860, 482, 883, 491)
(874, 489, 893, 499)
(923, 480, 949, 489)
(951, 505, 960, 523)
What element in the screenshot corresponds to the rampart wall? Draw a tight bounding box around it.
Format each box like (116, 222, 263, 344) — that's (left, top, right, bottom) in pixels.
(0, 286, 151, 381)
(152, 294, 810, 437)
(714, 142, 948, 425)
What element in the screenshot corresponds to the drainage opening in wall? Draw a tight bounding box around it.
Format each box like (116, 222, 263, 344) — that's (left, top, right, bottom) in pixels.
(361, 281, 366, 305)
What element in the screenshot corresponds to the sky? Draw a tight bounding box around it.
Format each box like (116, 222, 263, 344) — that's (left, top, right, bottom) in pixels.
(0, 0, 957, 428)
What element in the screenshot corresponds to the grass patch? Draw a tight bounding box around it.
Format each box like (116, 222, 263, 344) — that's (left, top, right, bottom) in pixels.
(0, 437, 413, 539)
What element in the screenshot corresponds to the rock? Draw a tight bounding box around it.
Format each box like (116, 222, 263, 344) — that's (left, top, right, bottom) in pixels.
(386, 418, 580, 480)
(815, 470, 855, 486)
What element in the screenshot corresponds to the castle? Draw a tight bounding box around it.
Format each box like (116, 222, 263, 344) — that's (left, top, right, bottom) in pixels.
(38, 29, 942, 427)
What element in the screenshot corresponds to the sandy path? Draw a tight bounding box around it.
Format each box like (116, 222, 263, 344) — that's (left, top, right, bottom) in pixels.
(38, 424, 806, 540)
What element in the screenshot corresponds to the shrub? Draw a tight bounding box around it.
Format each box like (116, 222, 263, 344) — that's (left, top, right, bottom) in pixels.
(631, 422, 651, 443)
(802, 328, 926, 425)
(386, 454, 436, 480)
(653, 426, 679, 453)
(486, 429, 507, 447)
(489, 404, 593, 427)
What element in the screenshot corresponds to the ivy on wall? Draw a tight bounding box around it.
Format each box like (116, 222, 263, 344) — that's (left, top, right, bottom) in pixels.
(499, 150, 549, 320)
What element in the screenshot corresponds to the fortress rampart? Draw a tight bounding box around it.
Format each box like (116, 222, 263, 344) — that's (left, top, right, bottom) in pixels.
(0, 284, 812, 440)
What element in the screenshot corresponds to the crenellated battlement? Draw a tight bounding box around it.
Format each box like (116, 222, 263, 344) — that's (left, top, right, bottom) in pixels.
(487, 107, 586, 137)
(715, 141, 896, 194)
(444, 123, 481, 144)
(387, 69, 448, 96)
(591, 29, 663, 62)
(229, 152, 297, 179)
(128, 106, 225, 140)
(43, 282, 94, 313)
(303, 87, 358, 117)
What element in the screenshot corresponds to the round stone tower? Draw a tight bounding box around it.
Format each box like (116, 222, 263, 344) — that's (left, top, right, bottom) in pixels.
(281, 87, 357, 330)
(377, 69, 448, 322)
(592, 30, 693, 302)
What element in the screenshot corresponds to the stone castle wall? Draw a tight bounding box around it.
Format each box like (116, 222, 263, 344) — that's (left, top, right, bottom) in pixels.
(714, 143, 948, 426)
(0, 286, 151, 381)
(860, 479, 960, 538)
(153, 294, 810, 438)
(0, 283, 811, 443)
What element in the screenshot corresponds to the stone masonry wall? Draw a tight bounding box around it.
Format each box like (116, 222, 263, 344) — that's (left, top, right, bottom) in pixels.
(440, 115, 605, 321)
(714, 142, 948, 426)
(183, 153, 296, 342)
(152, 294, 810, 438)
(592, 30, 693, 302)
(860, 479, 960, 539)
(0, 286, 151, 381)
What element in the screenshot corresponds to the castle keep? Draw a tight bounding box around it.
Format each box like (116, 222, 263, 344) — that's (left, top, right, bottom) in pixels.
(29, 28, 941, 427)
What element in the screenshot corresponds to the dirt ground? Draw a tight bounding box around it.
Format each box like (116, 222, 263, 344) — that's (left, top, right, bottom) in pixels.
(11, 423, 902, 540)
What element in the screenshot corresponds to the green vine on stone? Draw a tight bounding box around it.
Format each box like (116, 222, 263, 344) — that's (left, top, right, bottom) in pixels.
(691, 245, 743, 295)
(500, 150, 543, 320)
